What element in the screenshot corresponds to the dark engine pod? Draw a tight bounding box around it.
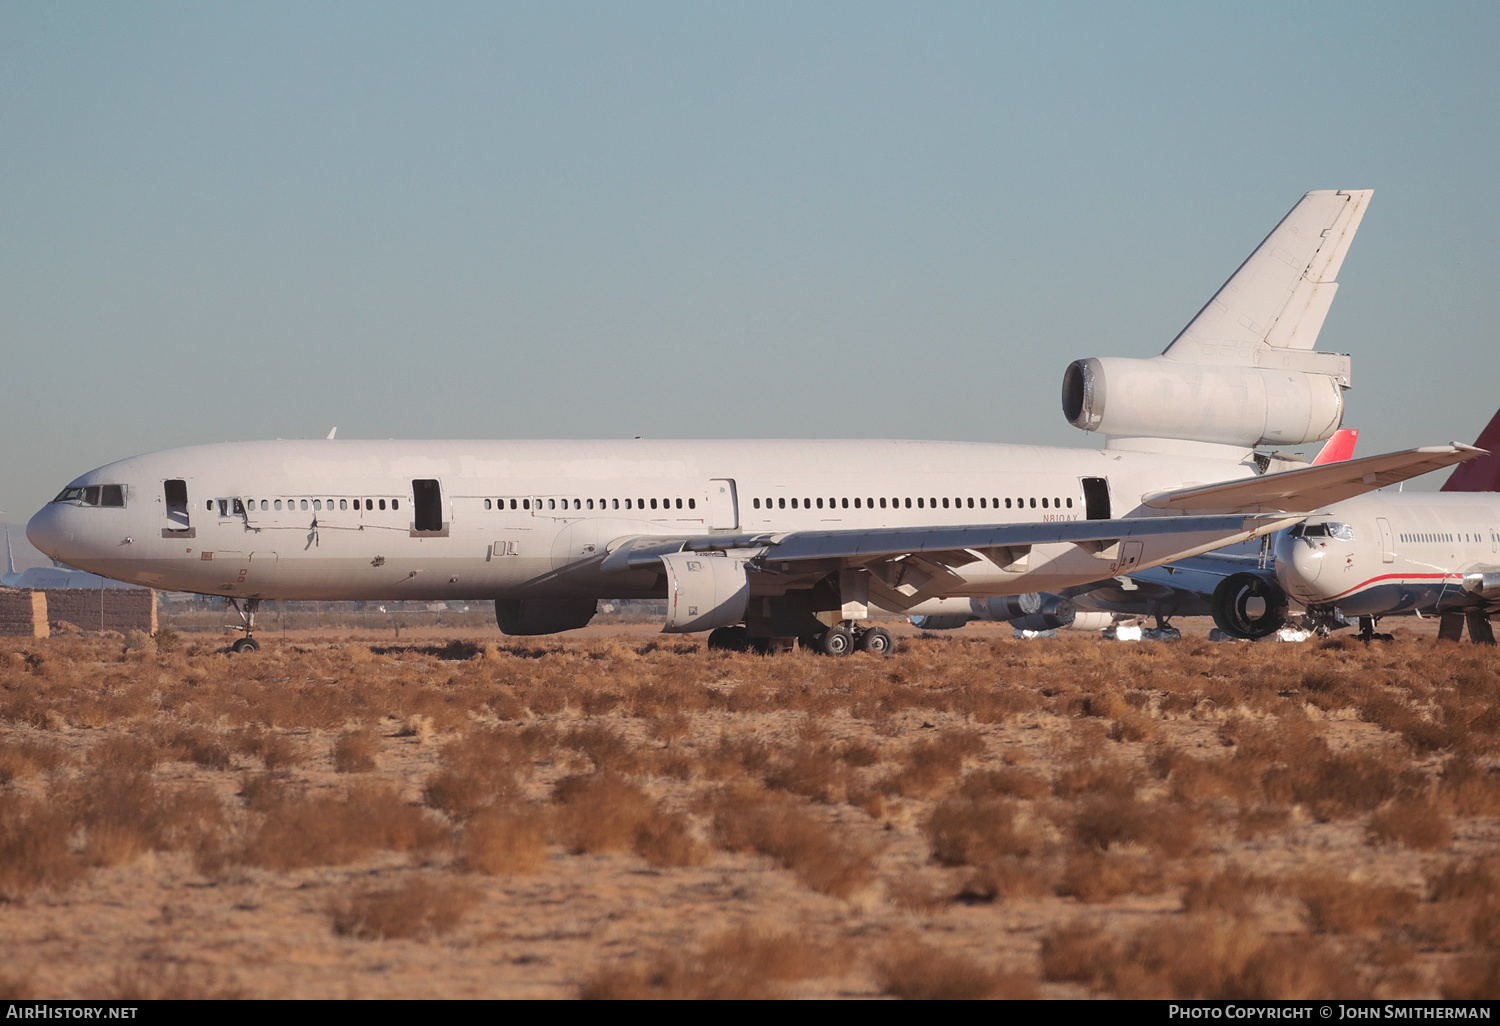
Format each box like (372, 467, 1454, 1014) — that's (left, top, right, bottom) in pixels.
(977, 593, 1077, 632)
(1210, 573, 1287, 639)
(495, 598, 598, 636)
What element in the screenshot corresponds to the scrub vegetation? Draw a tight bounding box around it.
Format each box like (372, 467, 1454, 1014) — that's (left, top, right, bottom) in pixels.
(1, 624, 1498, 998)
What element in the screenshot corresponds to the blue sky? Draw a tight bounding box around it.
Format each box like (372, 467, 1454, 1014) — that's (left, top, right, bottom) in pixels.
(2, 1, 1497, 545)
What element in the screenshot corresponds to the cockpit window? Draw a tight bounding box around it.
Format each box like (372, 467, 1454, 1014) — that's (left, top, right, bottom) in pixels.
(1294, 522, 1354, 541)
(51, 484, 126, 507)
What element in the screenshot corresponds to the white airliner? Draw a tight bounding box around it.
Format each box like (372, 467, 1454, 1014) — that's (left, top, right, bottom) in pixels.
(24, 189, 1482, 652)
(1274, 410, 1500, 644)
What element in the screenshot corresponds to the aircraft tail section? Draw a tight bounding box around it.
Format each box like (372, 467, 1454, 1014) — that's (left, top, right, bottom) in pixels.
(1311, 428, 1359, 465)
(2, 527, 19, 588)
(1068, 191, 1370, 455)
(1162, 189, 1371, 374)
(1443, 408, 1500, 492)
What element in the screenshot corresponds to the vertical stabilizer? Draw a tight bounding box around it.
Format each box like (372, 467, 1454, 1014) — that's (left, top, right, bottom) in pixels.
(1311, 428, 1359, 465)
(1442, 408, 1500, 492)
(1163, 189, 1371, 374)
(3, 527, 19, 588)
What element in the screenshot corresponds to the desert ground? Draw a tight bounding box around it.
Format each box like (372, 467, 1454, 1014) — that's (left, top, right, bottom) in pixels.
(2, 617, 1499, 999)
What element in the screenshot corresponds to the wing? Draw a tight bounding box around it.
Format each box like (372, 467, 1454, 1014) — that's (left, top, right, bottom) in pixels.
(1142, 444, 1486, 513)
(602, 513, 1301, 608)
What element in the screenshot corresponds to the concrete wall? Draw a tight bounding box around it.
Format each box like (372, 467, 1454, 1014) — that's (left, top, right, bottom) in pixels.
(43, 589, 157, 634)
(0, 590, 49, 638)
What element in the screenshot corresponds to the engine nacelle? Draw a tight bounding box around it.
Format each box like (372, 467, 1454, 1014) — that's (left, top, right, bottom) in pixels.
(495, 598, 598, 636)
(660, 552, 750, 633)
(1463, 573, 1500, 604)
(909, 614, 973, 631)
(977, 593, 1077, 632)
(1210, 572, 1287, 639)
(1062, 356, 1344, 446)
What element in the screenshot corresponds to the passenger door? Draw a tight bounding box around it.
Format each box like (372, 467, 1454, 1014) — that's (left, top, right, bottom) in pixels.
(1377, 517, 1395, 563)
(163, 479, 192, 535)
(708, 479, 738, 530)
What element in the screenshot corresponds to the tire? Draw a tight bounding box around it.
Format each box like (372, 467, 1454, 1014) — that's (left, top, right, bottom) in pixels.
(1210, 573, 1286, 640)
(817, 625, 854, 656)
(231, 637, 261, 654)
(707, 625, 749, 652)
(858, 626, 894, 656)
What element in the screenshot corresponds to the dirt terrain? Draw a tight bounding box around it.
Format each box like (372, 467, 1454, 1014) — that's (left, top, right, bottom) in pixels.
(2, 620, 1499, 999)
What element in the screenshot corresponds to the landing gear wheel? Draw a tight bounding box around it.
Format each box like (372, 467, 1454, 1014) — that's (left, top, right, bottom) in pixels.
(858, 626, 894, 656)
(707, 625, 749, 652)
(231, 637, 260, 654)
(817, 625, 855, 657)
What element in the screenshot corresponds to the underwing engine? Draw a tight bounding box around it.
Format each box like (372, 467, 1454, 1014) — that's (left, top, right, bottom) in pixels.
(495, 598, 598, 636)
(660, 552, 750, 633)
(976, 593, 1077, 632)
(1210, 573, 1287, 639)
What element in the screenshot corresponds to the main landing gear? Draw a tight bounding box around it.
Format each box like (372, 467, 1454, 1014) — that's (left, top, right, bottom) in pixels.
(705, 622, 894, 657)
(1357, 615, 1393, 643)
(227, 597, 262, 654)
(806, 622, 894, 656)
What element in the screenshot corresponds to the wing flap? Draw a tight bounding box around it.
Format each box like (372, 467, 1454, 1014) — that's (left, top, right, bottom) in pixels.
(1142, 444, 1486, 513)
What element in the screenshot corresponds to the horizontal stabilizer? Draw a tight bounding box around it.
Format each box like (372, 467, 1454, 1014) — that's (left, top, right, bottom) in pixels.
(1143, 444, 1486, 513)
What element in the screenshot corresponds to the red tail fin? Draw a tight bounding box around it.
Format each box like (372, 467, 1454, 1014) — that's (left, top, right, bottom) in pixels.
(1442, 408, 1500, 491)
(1311, 428, 1359, 465)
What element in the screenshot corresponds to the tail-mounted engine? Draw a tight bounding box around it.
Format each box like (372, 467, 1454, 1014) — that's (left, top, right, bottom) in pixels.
(1062, 356, 1346, 447)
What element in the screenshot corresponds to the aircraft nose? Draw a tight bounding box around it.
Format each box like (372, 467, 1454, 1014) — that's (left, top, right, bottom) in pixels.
(1289, 540, 1325, 585)
(26, 504, 74, 561)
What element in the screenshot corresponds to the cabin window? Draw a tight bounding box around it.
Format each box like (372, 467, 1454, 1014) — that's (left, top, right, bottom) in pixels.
(338, 499, 346, 510)
(376, 499, 384, 510)
(299, 499, 308, 511)
(941, 498, 949, 509)
(839, 498, 847, 509)
(650, 498, 658, 510)
(274, 500, 283, 511)
(878, 498, 886, 508)
(259, 500, 267, 511)
(853, 498, 860, 509)
(313, 499, 322, 511)
(753, 498, 761, 509)
(1042, 498, 1048, 508)
(485, 499, 492, 510)
(688, 498, 696, 509)
(777, 498, 785, 509)
(1067, 498, 1073, 508)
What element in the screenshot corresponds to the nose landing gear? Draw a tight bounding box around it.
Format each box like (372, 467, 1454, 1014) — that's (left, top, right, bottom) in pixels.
(227, 598, 262, 654)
